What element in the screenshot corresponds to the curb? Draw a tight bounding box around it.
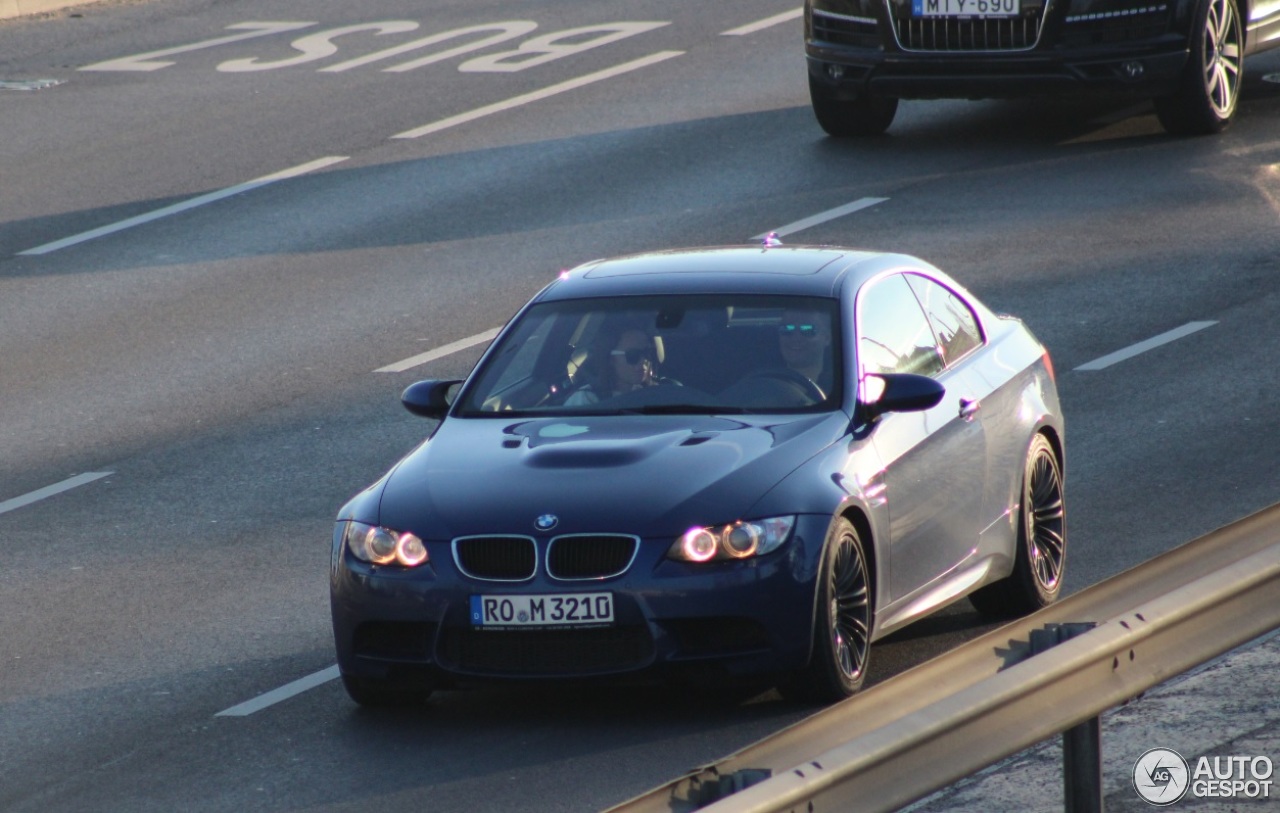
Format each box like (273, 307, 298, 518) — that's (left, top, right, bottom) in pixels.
(0, 0, 92, 21)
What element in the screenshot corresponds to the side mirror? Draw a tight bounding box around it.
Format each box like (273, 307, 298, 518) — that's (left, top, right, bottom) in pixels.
(401, 379, 462, 419)
(859, 373, 945, 422)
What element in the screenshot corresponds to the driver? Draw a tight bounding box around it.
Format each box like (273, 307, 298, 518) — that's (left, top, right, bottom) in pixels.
(565, 327, 660, 405)
(777, 308, 833, 395)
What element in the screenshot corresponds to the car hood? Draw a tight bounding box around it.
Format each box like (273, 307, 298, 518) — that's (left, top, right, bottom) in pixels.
(374, 413, 847, 538)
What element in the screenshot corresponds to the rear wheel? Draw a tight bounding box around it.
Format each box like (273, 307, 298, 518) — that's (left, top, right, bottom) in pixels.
(970, 434, 1066, 618)
(782, 518, 871, 703)
(809, 74, 898, 137)
(1154, 0, 1242, 135)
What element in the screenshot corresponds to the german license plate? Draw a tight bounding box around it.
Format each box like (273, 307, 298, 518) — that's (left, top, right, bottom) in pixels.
(470, 592, 614, 628)
(913, 0, 1019, 16)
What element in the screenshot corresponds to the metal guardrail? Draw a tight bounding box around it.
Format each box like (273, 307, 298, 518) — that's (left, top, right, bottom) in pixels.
(606, 503, 1280, 813)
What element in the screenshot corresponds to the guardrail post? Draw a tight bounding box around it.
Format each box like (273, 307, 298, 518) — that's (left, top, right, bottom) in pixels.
(1063, 714, 1103, 813)
(1029, 622, 1101, 813)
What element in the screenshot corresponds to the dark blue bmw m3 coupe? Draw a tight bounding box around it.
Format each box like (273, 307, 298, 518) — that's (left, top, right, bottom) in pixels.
(330, 245, 1066, 707)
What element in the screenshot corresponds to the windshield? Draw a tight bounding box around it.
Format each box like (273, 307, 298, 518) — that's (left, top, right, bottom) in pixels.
(455, 294, 842, 416)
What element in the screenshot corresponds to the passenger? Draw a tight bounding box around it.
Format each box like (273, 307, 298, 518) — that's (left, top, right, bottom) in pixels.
(565, 327, 660, 405)
(777, 309, 834, 394)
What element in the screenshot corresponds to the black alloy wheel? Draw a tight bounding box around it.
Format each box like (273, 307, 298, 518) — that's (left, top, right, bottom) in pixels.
(1155, 0, 1243, 134)
(783, 518, 871, 703)
(1025, 439, 1067, 594)
(970, 433, 1066, 617)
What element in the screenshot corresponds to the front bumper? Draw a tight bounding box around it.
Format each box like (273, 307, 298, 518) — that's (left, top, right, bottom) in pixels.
(807, 47, 1188, 99)
(330, 515, 831, 689)
(806, 0, 1192, 100)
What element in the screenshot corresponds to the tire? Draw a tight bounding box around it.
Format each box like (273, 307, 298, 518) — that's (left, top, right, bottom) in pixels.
(782, 518, 872, 703)
(341, 674, 433, 709)
(970, 434, 1066, 618)
(1154, 0, 1243, 135)
(809, 74, 898, 137)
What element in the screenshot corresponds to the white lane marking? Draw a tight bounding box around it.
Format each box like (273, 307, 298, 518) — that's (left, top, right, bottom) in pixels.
(216, 21, 421, 73)
(0, 472, 113, 516)
(18, 156, 349, 256)
(751, 197, 889, 241)
(320, 21, 537, 73)
(721, 8, 804, 36)
(1075, 321, 1217, 371)
(376, 327, 502, 373)
(457, 22, 671, 74)
(215, 665, 340, 717)
(391, 50, 684, 139)
(79, 22, 317, 72)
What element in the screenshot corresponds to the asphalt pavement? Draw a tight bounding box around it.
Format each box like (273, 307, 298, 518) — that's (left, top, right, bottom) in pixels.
(908, 631, 1280, 812)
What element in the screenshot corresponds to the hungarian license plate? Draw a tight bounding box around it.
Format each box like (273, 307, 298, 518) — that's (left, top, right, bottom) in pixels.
(470, 592, 614, 628)
(913, 0, 1019, 16)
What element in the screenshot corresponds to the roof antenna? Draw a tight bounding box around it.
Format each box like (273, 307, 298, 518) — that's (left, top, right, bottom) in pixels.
(761, 232, 783, 247)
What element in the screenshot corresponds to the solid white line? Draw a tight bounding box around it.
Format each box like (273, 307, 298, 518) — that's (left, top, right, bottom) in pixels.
(18, 156, 350, 256)
(215, 665, 340, 717)
(751, 197, 889, 241)
(721, 8, 804, 36)
(0, 472, 113, 516)
(1075, 321, 1217, 371)
(376, 327, 502, 373)
(391, 51, 685, 139)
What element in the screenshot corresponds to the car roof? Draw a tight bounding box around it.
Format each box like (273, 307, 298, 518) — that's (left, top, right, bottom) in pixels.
(534, 245, 937, 301)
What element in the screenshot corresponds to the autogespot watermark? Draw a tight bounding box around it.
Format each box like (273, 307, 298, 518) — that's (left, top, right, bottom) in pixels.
(1133, 748, 1275, 806)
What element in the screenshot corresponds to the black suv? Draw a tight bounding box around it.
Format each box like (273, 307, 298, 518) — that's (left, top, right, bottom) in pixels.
(805, 0, 1280, 134)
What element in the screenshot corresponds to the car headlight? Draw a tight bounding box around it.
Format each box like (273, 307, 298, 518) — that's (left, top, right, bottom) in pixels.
(343, 521, 428, 568)
(668, 516, 795, 563)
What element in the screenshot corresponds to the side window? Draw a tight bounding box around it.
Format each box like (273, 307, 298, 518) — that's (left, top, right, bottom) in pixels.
(905, 274, 984, 366)
(857, 274, 944, 378)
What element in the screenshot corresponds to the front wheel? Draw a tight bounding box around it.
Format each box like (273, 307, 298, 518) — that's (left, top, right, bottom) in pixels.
(809, 74, 898, 137)
(970, 434, 1066, 618)
(1154, 0, 1243, 135)
(782, 518, 872, 703)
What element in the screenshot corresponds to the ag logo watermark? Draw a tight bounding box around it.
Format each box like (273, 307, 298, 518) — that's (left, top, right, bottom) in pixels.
(1134, 748, 1274, 806)
(1133, 748, 1190, 806)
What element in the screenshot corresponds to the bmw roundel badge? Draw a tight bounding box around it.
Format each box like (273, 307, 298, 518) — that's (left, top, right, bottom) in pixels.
(534, 514, 559, 532)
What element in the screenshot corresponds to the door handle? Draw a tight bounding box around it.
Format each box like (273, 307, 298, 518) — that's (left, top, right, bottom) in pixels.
(959, 398, 981, 421)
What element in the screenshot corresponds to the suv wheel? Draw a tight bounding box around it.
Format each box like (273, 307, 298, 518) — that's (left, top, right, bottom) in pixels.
(809, 74, 898, 136)
(1155, 0, 1242, 135)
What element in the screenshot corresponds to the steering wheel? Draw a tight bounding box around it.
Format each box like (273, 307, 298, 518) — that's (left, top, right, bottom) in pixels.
(737, 368, 826, 404)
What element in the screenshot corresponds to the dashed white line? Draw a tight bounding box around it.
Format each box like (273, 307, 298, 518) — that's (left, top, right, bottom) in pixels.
(751, 197, 889, 241)
(391, 50, 684, 139)
(215, 665, 340, 717)
(1075, 321, 1217, 371)
(0, 472, 113, 516)
(376, 327, 502, 373)
(17, 156, 350, 256)
(721, 7, 804, 36)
